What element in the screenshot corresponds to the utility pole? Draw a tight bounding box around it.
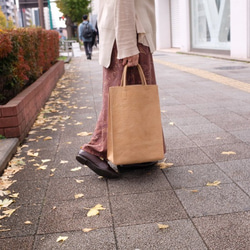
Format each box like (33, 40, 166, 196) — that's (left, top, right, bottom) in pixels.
(48, 0, 53, 29)
(38, 0, 45, 28)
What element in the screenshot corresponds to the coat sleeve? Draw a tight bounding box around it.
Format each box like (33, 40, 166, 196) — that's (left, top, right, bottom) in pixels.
(114, 0, 139, 59)
(79, 23, 83, 41)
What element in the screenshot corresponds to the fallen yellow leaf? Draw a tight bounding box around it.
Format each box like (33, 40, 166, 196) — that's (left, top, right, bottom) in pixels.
(75, 179, 84, 183)
(9, 193, 19, 198)
(188, 170, 194, 174)
(27, 139, 37, 143)
(27, 151, 39, 157)
(36, 165, 47, 170)
(0, 215, 7, 220)
(56, 236, 68, 243)
(190, 190, 199, 193)
(0, 228, 11, 232)
(86, 204, 105, 217)
(206, 180, 221, 187)
(157, 223, 169, 229)
(82, 228, 95, 233)
(74, 194, 84, 199)
(77, 132, 93, 137)
(3, 207, 20, 217)
(0, 198, 14, 208)
(44, 136, 53, 141)
(42, 159, 51, 163)
(0, 190, 11, 196)
(60, 160, 68, 164)
(24, 221, 32, 224)
(157, 162, 173, 169)
(70, 167, 82, 172)
(221, 151, 236, 155)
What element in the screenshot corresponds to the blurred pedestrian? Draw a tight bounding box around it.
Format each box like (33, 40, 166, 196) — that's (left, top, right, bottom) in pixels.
(76, 0, 163, 178)
(79, 14, 94, 60)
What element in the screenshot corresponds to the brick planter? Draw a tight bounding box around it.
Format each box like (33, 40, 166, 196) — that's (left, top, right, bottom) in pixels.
(0, 61, 65, 141)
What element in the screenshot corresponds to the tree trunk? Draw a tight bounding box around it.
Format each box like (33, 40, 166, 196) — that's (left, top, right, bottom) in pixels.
(65, 16, 74, 39)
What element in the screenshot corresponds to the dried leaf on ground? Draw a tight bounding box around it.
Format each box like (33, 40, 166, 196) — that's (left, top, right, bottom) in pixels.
(190, 190, 199, 193)
(0, 215, 7, 220)
(41, 159, 51, 163)
(157, 223, 169, 229)
(24, 221, 32, 224)
(86, 204, 106, 217)
(77, 132, 93, 137)
(221, 151, 236, 155)
(157, 162, 173, 169)
(60, 160, 68, 164)
(0, 179, 16, 190)
(44, 136, 53, 141)
(74, 194, 84, 199)
(36, 165, 47, 170)
(3, 207, 20, 217)
(0, 190, 11, 197)
(206, 180, 221, 187)
(70, 167, 82, 172)
(75, 179, 84, 183)
(0, 228, 11, 232)
(0, 198, 14, 208)
(9, 193, 19, 198)
(82, 228, 95, 233)
(56, 236, 68, 243)
(27, 150, 39, 157)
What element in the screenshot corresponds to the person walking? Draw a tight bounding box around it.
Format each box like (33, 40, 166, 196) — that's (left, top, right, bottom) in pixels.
(76, 0, 164, 178)
(79, 14, 94, 60)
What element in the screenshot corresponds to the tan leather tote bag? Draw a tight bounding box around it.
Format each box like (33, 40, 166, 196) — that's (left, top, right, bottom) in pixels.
(107, 64, 164, 165)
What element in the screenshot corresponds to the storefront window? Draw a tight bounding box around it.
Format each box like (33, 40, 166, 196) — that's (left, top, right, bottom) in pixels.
(191, 0, 230, 51)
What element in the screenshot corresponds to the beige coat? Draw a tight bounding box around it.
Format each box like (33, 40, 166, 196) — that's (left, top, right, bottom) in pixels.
(98, 0, 156, 68)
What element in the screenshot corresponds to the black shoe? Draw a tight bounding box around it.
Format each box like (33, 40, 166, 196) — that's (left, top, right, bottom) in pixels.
(117, 161, 158, 172)
(76, 150, 119, 178)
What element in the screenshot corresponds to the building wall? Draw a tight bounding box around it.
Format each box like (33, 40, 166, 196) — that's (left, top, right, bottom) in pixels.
(156, 0, 250, 59)
(0, 0, 16, 26)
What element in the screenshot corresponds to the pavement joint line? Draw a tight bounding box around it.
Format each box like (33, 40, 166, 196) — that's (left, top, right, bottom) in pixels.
(154, 58, 250, 93)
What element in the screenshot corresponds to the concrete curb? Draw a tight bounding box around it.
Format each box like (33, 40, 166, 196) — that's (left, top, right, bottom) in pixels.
(0, 138, 19, 174)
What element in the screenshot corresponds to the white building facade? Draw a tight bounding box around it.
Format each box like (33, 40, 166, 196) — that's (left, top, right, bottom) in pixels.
(155, 0, 250, 59)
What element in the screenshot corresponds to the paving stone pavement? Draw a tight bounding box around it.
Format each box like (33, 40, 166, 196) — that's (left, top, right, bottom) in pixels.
(1, 49, 250, 249)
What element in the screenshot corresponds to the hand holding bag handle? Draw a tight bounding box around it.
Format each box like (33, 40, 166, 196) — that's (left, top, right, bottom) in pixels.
(121, 64, 147, 87)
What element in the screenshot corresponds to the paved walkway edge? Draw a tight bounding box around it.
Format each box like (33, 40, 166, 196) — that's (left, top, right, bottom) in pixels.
(0, 138, 19, 174)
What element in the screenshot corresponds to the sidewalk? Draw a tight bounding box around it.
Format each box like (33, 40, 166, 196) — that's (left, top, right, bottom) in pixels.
(1, 49, 250, 249)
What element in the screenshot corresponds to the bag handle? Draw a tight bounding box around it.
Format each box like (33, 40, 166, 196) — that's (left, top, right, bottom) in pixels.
(121, 64, 147, 87)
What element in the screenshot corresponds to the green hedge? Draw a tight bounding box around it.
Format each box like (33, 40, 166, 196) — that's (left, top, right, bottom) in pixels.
(0, 28, 59, 105)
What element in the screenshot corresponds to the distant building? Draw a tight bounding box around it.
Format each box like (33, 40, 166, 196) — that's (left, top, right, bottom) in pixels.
(0, 0, 16, 26)
(19, 8, 31, 27)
